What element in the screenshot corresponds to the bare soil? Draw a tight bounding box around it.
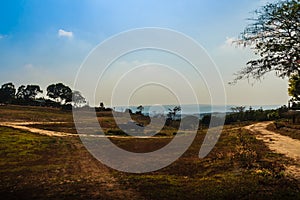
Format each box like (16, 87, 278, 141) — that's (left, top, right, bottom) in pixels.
(245, 121, 300, 179)
(0, 122, 74, 137)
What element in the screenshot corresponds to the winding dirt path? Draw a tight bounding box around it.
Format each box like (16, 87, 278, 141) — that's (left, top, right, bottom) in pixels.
(0, 121, 174, 139)
(0, 122, 74, 137)
(245, 121, 300, 179)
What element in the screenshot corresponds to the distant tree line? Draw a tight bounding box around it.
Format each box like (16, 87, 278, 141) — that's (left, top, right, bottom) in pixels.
(201, 106, 290, 126)
(0, 82, 87, 110)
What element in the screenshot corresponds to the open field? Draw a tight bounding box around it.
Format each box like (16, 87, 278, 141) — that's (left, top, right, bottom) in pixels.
(1, 105, 300, 199)
(0, 105, 74, 122)
(0, 126, 142, 200)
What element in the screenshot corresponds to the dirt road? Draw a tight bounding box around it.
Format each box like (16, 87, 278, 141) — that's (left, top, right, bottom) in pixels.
(0, 121, 174, 139)
(245, 122, 300, 178)
(0, 122, 74, 137)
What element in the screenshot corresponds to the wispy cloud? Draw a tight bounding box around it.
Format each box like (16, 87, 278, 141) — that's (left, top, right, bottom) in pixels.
(0, 34, 7, 39)
(58, 29, 73, 38)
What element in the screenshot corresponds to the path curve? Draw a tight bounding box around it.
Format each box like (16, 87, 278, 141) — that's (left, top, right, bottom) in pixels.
(245, 121, 300, 179)
(0, 121, 174, 139)
(0, 122, 75, 137)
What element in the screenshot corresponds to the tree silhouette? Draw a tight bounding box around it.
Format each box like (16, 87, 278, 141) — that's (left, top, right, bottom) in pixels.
(167, 106, 181, 120)
(232, 0, 300, 83)
(16, 85, 26, 99)
(230, 106, 246, 113)
(136, 105, 144, 114)
(0, 82, 16, 103)
(16, 85, 42, 100)
(100, 102, 104, 108)
(47, 83, 72, 105)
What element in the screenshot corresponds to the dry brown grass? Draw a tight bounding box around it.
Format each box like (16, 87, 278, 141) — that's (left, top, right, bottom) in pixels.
(1, 105, 300, 199)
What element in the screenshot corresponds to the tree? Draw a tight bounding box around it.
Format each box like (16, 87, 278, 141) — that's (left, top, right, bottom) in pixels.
(27, 85, 43, 100)
(98, 102, 105, 111)
(167, 106, 181, 120)
(0, 82, 16, 103)
(72, 91, 87, 108)
(124, 108, 133, 114)
(46, 83, 72, 104)
(16, 85, 26, 99)
(136, 105, 144, 114)
(16, 85, 42, 100)
(232, 0, 300, 83)
(100, 102, 104, 108)
(230, 106, 246, 113)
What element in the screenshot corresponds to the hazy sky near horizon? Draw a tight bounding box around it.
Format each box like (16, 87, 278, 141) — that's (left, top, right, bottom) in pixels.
(0, 0, 287, 106)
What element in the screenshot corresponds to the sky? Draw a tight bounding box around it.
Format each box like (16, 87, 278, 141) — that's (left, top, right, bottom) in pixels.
(0, 0, 288, 107)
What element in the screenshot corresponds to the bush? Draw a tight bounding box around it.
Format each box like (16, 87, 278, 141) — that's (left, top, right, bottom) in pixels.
(106, 129, 128, 136)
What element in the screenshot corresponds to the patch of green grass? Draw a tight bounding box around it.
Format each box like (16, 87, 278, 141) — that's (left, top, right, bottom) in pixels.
(0, 126, 64, 172)
(0, 125, 136, 200)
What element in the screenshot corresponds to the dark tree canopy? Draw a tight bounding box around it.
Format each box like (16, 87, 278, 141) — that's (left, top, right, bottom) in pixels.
(230, 106, 246, 113)
(16, 85, 26, 99)
(47, 83, 72, 104)
(16, 85, 43, 100)
(0, 81, 88, 109)
(100, 102, 104, 108)
(233, 0, 300, 83)
(0, 82, 16, 103)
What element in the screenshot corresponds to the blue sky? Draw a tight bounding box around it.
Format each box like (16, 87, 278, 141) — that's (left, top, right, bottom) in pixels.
(0, 0, 288, 106)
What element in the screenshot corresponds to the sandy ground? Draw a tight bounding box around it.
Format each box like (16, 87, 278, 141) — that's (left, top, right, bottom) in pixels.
(0, 122, 75, 137)
(0, 121, 174, 139)
(245, 122, 300, 179)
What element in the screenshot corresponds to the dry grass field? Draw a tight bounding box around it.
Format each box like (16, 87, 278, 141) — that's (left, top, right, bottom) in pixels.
(0, 105, 299, 199)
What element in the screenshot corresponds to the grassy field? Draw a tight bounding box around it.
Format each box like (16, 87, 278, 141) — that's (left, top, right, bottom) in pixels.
(113, 127, 299, 199)
(0, 105, 300, 199)
(0, 105, 73, 122)
(0, 126, 142, 200)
